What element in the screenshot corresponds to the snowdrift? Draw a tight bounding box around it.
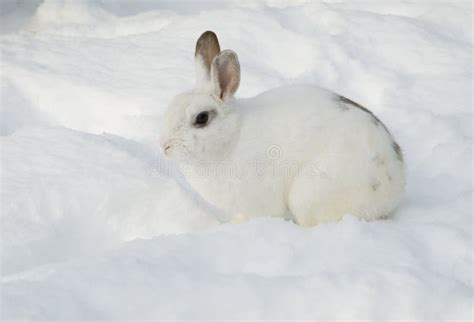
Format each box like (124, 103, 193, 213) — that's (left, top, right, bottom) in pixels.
(1, 1, 472, 320)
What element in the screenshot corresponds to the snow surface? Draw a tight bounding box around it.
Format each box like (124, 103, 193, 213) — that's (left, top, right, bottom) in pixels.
(1, 0, 472, 320)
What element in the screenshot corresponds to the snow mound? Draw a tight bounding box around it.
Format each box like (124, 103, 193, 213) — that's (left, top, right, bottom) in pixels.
(2, 127, 217, 275)
(1, 1, 472, 320)
(32, 0, 113, 26)
(3, 217, 472, 320)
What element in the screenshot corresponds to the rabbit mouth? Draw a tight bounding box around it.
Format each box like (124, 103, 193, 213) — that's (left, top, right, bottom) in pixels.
(160, 140, 180, 158)
(160, 139, 190, 160)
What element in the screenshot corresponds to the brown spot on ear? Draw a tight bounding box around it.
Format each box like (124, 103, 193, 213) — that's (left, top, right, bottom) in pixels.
(195, 31, 221, 74)
(393, 141, 403, 162)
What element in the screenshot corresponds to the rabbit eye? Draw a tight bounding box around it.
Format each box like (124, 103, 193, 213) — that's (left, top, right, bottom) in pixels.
(194, 111, 210, 128)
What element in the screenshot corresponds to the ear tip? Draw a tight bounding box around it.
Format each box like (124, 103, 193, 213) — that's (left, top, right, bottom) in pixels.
(217, 49, 240, 63)
(201, 30, 218, 38)
(220, 49, 238, 56)
(196, 30, 219, 45)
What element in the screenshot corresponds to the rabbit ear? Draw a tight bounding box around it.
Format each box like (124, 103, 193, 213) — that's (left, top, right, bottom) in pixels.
(195, 31, 221, 84)
(211, 50, 240, 101)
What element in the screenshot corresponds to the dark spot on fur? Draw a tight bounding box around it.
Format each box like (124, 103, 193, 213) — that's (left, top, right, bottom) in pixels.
(373, 155, 385, 166)
(337, 103, 350, 111)
(386, 173, 393, 181)
(371, 182, 380, 191)
(392, 142, 403, 162)
(338, 95, 388, 132)
(338, 95, 364, 109)
(338, 95, 404, 164)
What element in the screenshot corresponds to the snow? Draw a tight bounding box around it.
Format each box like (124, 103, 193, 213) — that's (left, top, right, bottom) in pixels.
(1, 0, 472, 320)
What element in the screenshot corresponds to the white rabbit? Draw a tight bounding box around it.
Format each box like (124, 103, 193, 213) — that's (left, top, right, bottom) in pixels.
(159, 31, 405, 226)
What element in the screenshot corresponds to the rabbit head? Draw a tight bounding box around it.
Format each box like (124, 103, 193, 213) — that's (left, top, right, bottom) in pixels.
(160, 31, 241, 162)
